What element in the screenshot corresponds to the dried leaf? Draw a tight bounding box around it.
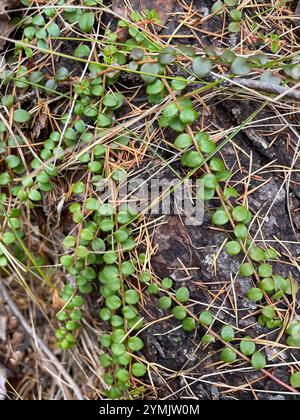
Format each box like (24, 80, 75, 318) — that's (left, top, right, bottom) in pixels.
(0, 0, 19, 50)
(32, 111, 48, 139)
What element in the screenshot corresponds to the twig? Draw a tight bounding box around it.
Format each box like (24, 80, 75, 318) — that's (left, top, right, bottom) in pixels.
(232, 78, 300, 101)
(0, 280, 84, 400)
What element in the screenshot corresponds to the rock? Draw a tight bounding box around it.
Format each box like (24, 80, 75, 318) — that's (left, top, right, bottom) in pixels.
(258, 181, 286, 204)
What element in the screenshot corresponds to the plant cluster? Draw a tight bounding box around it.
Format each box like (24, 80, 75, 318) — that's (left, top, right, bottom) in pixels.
(0, 2, 299, 398)
(211, 0, 243, 34)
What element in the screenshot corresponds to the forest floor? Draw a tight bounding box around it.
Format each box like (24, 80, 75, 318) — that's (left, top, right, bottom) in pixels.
(0, 0, 300, 400)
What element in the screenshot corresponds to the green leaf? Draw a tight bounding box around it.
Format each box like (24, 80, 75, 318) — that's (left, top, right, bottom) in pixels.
(79, 12, 95, 33)
(231, 57, 251, 76)
(158, 47, 176, 65)
(24, 26, 35, 40)
(60, 255, 73, 267)
(174, 133, 192, 149)
(210, 157, 224, 172)
(169, 116, 185, 132)
(47, 22, 61, 37)
(162, 278, 173, 289)
(106, 295, 122, 310)
(182, 317, 196, 332)
(203, 174, 217, 189)
(221, 348, 236, 363)
(158, 296, 172, 310)
(111, 343, 126, 356)
(249, 246, 266, 263)
(262, 305, 275, 320)
(259, 278, 275, 293)
(290, 372, 300, 388)
(146, 79, 165, 95)
(98, 203, 114, 217)
(80, 228, 94, 242)
(103, 93, 124, 109)
(265, 248, 279, 260)
(240, 263, 255, 278)
(2, 95, 14, 108)
(0, 256, 7, 267)
(179, 108, 197, 125)
(196, 132, 216, 154)
(28, 190, 42, 202)
(287, 322, 300, 340)
(140, 62, 161, 84)
(199, 311, 213, 326)
(128, 336, 144, 351)
(251, 351, 266, 370)
(228, 22, 241, 33)
(171, 77, 188, 91)
(221, 50, 236, 64)
(212, 209, 229, 226)
(216, 170, 231, 182)
(176, 287, 189, 303)
(220, 325, 235, 342)
(230, 9, 242, 21)
(6, 155, 21, 169)
(232, 206, 249, 222)
(72, 182, 85, 194)
(172, 306, 187, 320)
(124, 289, 139, 305)
(162, 103, 179, 119)
(76, 245, 89, 259)
(121, 261, 135, 276)
(234, 224, 248, 240)
(147, 284, 159, 295)
(181, 151, 203, 168)
(2, 232, 15, 245)
(226, 241, 241, 256)
(286, 336, 300, 348)
(32, 15, 46, 26)
(240, 337, 256, 356)
(224, 0, 237, 5)
(201, 334, 215, 344)
(132, 363, 147, 377)
(211, 1, 225, 15)
(97, 113, 112, 128)
(247, 288, 263, 302)
(55, 67, 69, 82)
(85, 198, 99, 212)
(258, 263, 273, 278)
(74, 44, 91, 58)
(193, 57, 212, 77)
(13, 109, 31, 123)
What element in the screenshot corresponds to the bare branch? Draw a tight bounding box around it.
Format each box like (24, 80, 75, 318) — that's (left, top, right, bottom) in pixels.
(232, 78, 300, 101)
